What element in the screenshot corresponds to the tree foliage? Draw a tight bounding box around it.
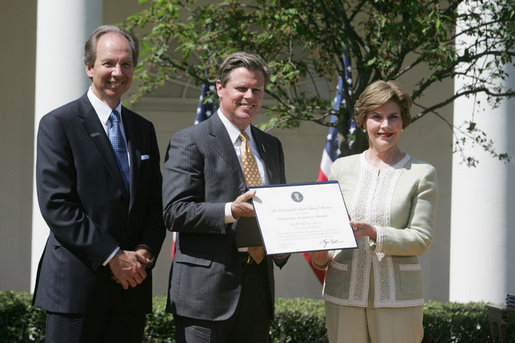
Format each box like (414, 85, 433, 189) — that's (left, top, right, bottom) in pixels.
(124, 0, 514, 164)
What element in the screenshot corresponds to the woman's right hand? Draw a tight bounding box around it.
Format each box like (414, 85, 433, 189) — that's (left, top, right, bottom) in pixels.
(309, 250, 332, 266)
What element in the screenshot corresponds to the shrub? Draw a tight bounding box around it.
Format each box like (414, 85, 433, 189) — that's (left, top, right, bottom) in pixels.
(144, 296, 175, 343)
(0, 291, 45, 342)
(423, 301, 491, 342)
(271, 298, 327, 343)
(0, 291, 499, 342)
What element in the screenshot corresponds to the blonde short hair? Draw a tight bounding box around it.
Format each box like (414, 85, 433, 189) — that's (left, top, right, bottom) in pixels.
(354, 80, 412, 130)
(217, 52, 270, 87)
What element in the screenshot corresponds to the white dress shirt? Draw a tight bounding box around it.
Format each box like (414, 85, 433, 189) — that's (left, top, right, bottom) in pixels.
(216, 109, 267, 232)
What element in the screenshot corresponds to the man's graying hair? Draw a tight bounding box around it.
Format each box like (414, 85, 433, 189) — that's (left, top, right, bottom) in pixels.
(84, 25, 139, 67)
(217, 52, 271, 87)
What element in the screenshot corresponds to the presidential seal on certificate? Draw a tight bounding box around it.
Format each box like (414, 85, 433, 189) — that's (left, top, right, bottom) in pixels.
(247, 181, 358, 255)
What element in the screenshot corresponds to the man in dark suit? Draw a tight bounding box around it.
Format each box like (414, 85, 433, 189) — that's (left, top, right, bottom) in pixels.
(33, 25, 165, 343)
(162, 52, 289, 343)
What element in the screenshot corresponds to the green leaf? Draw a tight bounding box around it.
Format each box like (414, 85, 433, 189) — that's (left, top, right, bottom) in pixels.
(121, 0, 514, 164)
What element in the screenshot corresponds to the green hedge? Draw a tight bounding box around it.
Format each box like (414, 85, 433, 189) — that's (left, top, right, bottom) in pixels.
(0, 291, 45, 342)
(0, 291, 496, 342)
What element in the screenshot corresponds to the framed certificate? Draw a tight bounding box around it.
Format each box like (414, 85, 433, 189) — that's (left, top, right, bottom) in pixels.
(249, 181, 357, 255)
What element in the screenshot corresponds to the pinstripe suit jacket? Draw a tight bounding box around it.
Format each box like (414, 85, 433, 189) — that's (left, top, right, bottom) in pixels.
(162, 113, 287, 321)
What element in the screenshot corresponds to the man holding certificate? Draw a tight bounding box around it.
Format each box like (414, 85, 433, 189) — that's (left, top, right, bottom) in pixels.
(162, 52, 289, 343)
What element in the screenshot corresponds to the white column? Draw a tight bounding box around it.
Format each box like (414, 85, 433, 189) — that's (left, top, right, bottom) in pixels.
(450, 3, 515, 304)
(31, 0, 102, 292)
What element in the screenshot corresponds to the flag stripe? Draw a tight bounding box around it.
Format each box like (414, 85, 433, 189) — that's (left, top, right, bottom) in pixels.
(303, 53, 353, 284)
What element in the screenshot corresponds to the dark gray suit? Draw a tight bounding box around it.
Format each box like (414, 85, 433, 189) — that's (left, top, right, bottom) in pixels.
(162, 113, 287, 327)
(33, 93, 165, 325)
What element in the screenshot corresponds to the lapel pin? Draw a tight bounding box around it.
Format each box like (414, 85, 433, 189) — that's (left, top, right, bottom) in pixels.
(90, 132, 100, 138)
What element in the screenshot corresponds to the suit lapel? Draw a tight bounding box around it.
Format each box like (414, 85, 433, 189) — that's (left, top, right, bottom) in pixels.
(78, 95, 129, 201)
(207, 115, 247, 192)
(252, 126, 276, 184)
(121, 107, 139, 208)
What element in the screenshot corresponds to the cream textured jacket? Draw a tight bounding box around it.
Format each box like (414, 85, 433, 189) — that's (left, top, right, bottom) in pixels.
(319, 152, 438, 308)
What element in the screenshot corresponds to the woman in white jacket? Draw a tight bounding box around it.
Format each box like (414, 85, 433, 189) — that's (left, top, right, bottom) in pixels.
(310, 80, 438, 343)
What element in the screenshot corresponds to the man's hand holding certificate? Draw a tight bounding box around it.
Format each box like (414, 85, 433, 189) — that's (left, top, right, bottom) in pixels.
(249, 181, 357, 255)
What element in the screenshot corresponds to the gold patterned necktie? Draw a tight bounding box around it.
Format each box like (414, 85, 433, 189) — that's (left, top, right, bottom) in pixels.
(239, 131, 266, 264)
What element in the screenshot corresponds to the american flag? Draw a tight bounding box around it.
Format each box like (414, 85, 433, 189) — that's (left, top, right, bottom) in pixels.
(194, 83, 218, 124)
(171, 82, 218, 260)
(303, 54, 354, 284)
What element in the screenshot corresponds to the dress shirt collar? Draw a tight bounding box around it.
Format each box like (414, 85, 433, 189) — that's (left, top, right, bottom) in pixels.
(217, 109, 266, 185)
(87, 87, 123, 129)
(217, 110, 254, 145)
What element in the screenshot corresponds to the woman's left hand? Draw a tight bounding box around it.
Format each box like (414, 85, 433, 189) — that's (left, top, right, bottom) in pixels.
(349, 221, 377, 240)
